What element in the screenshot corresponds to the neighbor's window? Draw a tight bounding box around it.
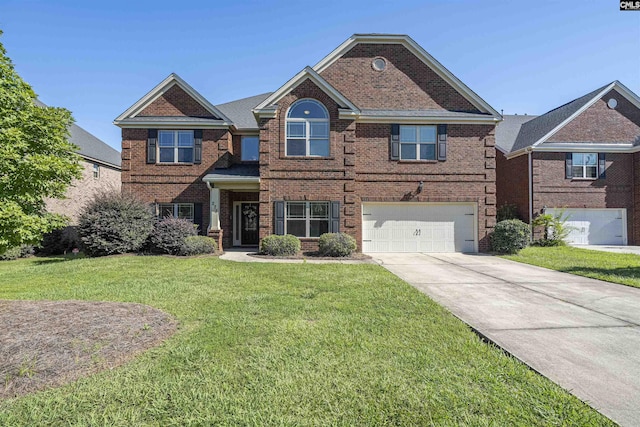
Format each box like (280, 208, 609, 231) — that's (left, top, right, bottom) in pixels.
(400, 125, 437, 160)
(285, 201, 329, 238)
(572, 153, 598, 179)
(93, 163, 100, 179)
(286, 99, 330, 157)
(158, 130, 194, 163)
(158, 203, 194, 221)
(241, 136, 259, 161)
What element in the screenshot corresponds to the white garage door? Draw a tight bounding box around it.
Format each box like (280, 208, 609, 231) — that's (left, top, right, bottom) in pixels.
(362, 203, 476, 253)
(546, 208, 627, 245)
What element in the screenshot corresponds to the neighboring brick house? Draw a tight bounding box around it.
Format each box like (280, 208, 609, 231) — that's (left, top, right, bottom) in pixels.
(41, 100, 121, 223)
(496, 81, 640, 245)
(115, 34, 502, 252)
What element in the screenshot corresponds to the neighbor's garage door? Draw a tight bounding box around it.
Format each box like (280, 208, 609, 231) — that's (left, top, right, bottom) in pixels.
(362, 203, 476, 253)
(546, 208, 627, 245)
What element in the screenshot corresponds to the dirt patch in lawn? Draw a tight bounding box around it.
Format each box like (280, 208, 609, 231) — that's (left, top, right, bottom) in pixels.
(0, 300, 176, 399)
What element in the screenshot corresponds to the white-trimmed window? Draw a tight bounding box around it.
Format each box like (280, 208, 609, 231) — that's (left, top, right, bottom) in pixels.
(572, 153, 598, 179)
(286, 99, 330, 157)
(158, 130, 194, 163)
(400, 125, 437, 160)
(285, 201, 329, 237)
(241, 136, 259, 161)
(158, 203, 194, 221)
(93, 163, 100, 179)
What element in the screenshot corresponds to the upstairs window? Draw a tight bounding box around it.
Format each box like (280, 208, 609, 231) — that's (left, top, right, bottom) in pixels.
(158, 130, 194, 163)
(158, 203, 194, 221)
(241, 136, 259, 161)
(571, 153, 598, 179)
(286, 99, 329, 157)
(93, 163, 100, 179)
(399, 125, 437, 160)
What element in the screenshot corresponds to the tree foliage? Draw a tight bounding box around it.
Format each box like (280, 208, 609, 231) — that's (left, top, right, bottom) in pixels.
(0, 31, 81, 252)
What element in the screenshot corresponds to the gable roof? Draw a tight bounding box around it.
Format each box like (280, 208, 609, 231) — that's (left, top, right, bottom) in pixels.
(253, 67, 360, 117)
(216, 92, 272, 131)
(35, 99, 121, 168)
(313, 34, 501, 118)
(503, 81, 640, 157)
(114, 73, 233, 126)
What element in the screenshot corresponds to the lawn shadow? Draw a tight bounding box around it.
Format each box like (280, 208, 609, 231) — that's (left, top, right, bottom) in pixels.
(32, 254, 87, 265)
(564, 266, 640, 282)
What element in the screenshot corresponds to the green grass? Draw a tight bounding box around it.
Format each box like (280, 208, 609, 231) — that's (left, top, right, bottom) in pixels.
(0, 255, 613, 426)
(504, 246, 640, 288)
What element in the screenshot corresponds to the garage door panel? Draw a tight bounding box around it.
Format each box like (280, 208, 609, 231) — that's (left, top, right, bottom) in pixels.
(546, 208, 626, 246)
(362, 203, 476, 253)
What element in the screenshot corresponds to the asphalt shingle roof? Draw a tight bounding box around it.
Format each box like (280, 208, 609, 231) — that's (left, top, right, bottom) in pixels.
(506, 83, 612, 154)
(35, 99, 121, 167)
(495, 115, 537, 153)
(215, 93, 272, 131)
(205, 164, 259, 179)
(359, 109, 494, 118)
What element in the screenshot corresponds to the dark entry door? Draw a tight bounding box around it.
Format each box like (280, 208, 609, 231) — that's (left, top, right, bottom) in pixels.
(240, 203, 259, 245)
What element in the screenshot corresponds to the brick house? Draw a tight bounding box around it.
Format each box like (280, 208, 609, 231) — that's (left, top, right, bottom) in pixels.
(496, 81, 640, 245)
(115, 34, 502, 252)
(41, 100, 121, 223)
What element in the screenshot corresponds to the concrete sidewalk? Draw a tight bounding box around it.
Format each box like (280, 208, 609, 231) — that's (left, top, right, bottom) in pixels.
(372, 252, 640, 427)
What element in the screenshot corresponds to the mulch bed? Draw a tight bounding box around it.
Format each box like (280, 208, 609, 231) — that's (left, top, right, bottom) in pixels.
(248, 251, 373, 261)
(0, 300, 177, 399)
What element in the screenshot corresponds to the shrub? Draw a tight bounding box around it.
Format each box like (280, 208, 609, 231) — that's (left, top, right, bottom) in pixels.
(497, 203, 520, 222)
(179, 236, 217, 256)
(39, 226, 80, 255)
(532, 211, 573, 246)
(149, 217, 198, 255)
(259, 234, 300, 256)
(78, 191, 155, 257)
(0, 245, 34, 261)
(490, 219, 531, 254)
(318, 232, 357, 257)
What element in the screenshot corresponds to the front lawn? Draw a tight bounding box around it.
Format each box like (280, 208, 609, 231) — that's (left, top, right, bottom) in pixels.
(0, 256, 612, 425)
(504, 246, 640, 288)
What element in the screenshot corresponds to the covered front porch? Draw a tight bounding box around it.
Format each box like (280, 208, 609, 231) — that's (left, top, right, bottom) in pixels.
(202, 165, 260, 251)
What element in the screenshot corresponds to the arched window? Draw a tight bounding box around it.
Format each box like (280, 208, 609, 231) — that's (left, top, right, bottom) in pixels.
(286, 99, 329, 157)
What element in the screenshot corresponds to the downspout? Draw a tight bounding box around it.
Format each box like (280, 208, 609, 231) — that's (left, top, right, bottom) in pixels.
(528, 148, 533, 241)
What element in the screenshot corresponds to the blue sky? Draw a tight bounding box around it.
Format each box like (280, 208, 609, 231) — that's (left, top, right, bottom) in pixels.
(1, 0, 639, 151)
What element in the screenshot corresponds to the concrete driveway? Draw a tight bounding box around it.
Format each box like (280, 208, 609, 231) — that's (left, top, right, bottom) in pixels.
(372, 252, 640, 427)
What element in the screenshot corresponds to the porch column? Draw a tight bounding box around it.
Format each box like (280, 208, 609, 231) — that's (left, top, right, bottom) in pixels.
(209, 186, 221, 231)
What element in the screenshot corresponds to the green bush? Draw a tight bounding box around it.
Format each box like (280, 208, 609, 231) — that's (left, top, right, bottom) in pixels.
(259, 234, 300, 256)
(318, 232, 357, 257)
(38, 226, 80, 255)
(491, 219, 531, 254)
(78, 192, 155, 257)
(149, 217, 198, 255)
(0, 245, 34, 261)
(179, 236, 217, 256)
(532, 211, 573, 247)
(497, 203, 520, 222)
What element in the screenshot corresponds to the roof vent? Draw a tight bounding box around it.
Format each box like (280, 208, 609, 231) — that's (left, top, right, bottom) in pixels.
(372, 57, 387, 71)
(607, 98, 618, 109)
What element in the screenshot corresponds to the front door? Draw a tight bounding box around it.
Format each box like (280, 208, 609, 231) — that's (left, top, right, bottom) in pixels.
(234, 202, 259, 246)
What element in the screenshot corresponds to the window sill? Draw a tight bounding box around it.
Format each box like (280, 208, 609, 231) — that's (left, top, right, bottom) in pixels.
(155, 163, 195, 166)
(282, 156, 335, 160)
(570, 177, 598, 181)
(398, 159, 438, 164)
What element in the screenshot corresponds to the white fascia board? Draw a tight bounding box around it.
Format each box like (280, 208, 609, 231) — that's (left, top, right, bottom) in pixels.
(78, 154, 122, 170)
(352, 115, 500, 125)
(202, 175, 260, 183)
(114, 73, 234, 124)
(528, 82, 616, 150)
(505, 143, 640, 160)
(114, 121, 231, 129)
(610, 80, 640, 110)
(312, 34, 502, 119)
(253, 66, 359, 115)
